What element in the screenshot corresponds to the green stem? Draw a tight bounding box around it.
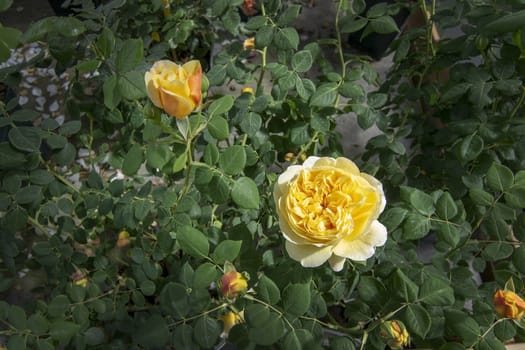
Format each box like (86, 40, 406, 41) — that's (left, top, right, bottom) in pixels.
(27, 216, 52, 238)
(169, 303, 229, 327)
(510, 86, 525, 120)
(41, 157, 80, 194)
(333, 0, 347, 108)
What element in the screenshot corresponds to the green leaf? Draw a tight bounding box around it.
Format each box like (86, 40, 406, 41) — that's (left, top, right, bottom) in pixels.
(255, 25, 274, 47)
(12, 109, 38, 122)
(103, 74, 122, 110)
(487, 162, 514, 192)
(340, 16, 368, 33)
(505, 187, 525, 208)
(177, 225, 209, 258)
(219, 145, 246, 175)
(292, 50, 313, 73)
(460, 134, 484, 161)
(122, 144, 144, 176)
(173, 324, 199, 349)
(402, 304, 431, 339)
(248, 312, 285, 345)
(231, 177, 260, 209)
(477, 338, 506, 350)
(494, 319, 516, 341)
(208, 175, 230, 203)
(283, 329, 314, 350)
(436, 192, 458, 220)
(402, 213, 431, 240)
(194, 316, 221, 348)
(469, 188, 494, 206)
(403, 187, 435, 216)
(310, 83, 338, 107)
(48, 294, 70, 317)
(0, 0, 13, 12)
(419, 278, 455, 306)
(133, 314, 169, 348)
(469, 81, 492, 107)
(222, 7, 241, 35)
(116, 38, 143, 73)
(96, 27, 115, 59)
(49, 321, 80, 343)
(160, 282, 190, 319)
(486, 9, 525, 33)
(146, 144, 171, 169)
(483, 242, 513, 261)
(84, 327, 105, 346)
(172, 152, 187, 174)
(140, 280, 156, 296)
(441, 83, 471, 103)
(118, 71, 147, 100)
(381, 207, 408, 231)
(15, 185, 42, 205)
(274, 27, 299, 50)
(239, 112, 262, 136)
(7, 335, 25, 350)
(444, 310, 479, 347)
(211, 240, 242, 264)
(512, 246, 525, 274)
(207, 95, 234, 117)
(370, 15, 399, 34)
(256, 275, 281, 305)
(28, 313, 48, 335)
(8, 305, 27, 330)
(49, 17, 85, 37)
(193, 263, 218, 289)
(245, 16, 267, 30)
(283, 283, 311, 316)
(277, 4, 301, 26)
(208, 115, 229, 140)
(391, 269, 419, 302)
(8, 127, 41, 152)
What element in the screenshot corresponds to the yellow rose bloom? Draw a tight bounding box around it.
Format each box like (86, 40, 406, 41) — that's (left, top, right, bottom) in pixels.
(494, 289, 525, 320)
(274, 156, 387, 271)
(144, 60, 203, 119)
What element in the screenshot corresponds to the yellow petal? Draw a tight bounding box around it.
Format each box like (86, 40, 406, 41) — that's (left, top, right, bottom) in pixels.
(144, 72, 162, 108)
(159, 88, 195, 119)
(285, 241, 333, 267)
(333, 220, 387, 260)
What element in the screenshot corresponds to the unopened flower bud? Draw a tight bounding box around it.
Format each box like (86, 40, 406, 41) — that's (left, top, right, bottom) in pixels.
(380, 320, 409, 349)
(220, 310, 244, 337)
(243, 37, 255, 51)
(220, 271, 248, 298)
(494, 289, 525, 320)
(116, 230, 131, 248)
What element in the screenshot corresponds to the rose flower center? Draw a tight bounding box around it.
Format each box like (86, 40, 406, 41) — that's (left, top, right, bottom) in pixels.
(285, 168, 379, 244)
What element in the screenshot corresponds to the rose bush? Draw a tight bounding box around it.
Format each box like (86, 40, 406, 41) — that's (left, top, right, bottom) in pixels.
(1, 0, 525, 349)
(274, 156, 386, 271)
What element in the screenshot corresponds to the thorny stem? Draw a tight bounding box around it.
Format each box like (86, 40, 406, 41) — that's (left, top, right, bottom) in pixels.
(334, 0, 347, 108)
(256, 2, 268, 92)
(41, 156, 80, 194)
(293, 131, 320, 164)
(476, 317, 507, 345)
(27, 216, 52, 238)
(242, 294, 296, 331)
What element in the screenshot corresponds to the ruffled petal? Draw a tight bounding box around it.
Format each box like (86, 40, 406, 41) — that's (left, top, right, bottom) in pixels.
(302, 156, 321, 169)
(335, 157, 361, 175)
(144, 72, 162, 108)
(333, 220, 387, 261)
(285, 241, 333, 268)
(273, 165, 303, 200)
(328, 255, 346, 272)
(183, 60, 203, 106)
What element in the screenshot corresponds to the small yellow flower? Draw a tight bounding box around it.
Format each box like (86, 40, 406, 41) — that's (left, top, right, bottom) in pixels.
(274, 156, 387, 271)
(494, 289, 525, 320)
(243, 37, 255, 51)
(144, 60, 203, 119)
(220, 271, 248, 298)
(242, 87, 254, 94)
(220, 310, 244, 337)
(75, 278, 88, 287)
(380, 320, 410, 349)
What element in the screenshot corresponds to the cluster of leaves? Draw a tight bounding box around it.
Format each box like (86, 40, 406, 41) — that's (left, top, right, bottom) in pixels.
(1, 0, 525, 349)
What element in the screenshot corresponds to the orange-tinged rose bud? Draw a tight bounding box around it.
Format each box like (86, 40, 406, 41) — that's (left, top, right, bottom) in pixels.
(220, 271, 248, 298)
(379, 320, 409, 349)
(243, 37, 255, 51)
(116, 230, 131, 248)
(220, 310, 244, 336)
(145, 60, 203, 119)
(241, 0, 257, 16)
(494, 289, 525, 319)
